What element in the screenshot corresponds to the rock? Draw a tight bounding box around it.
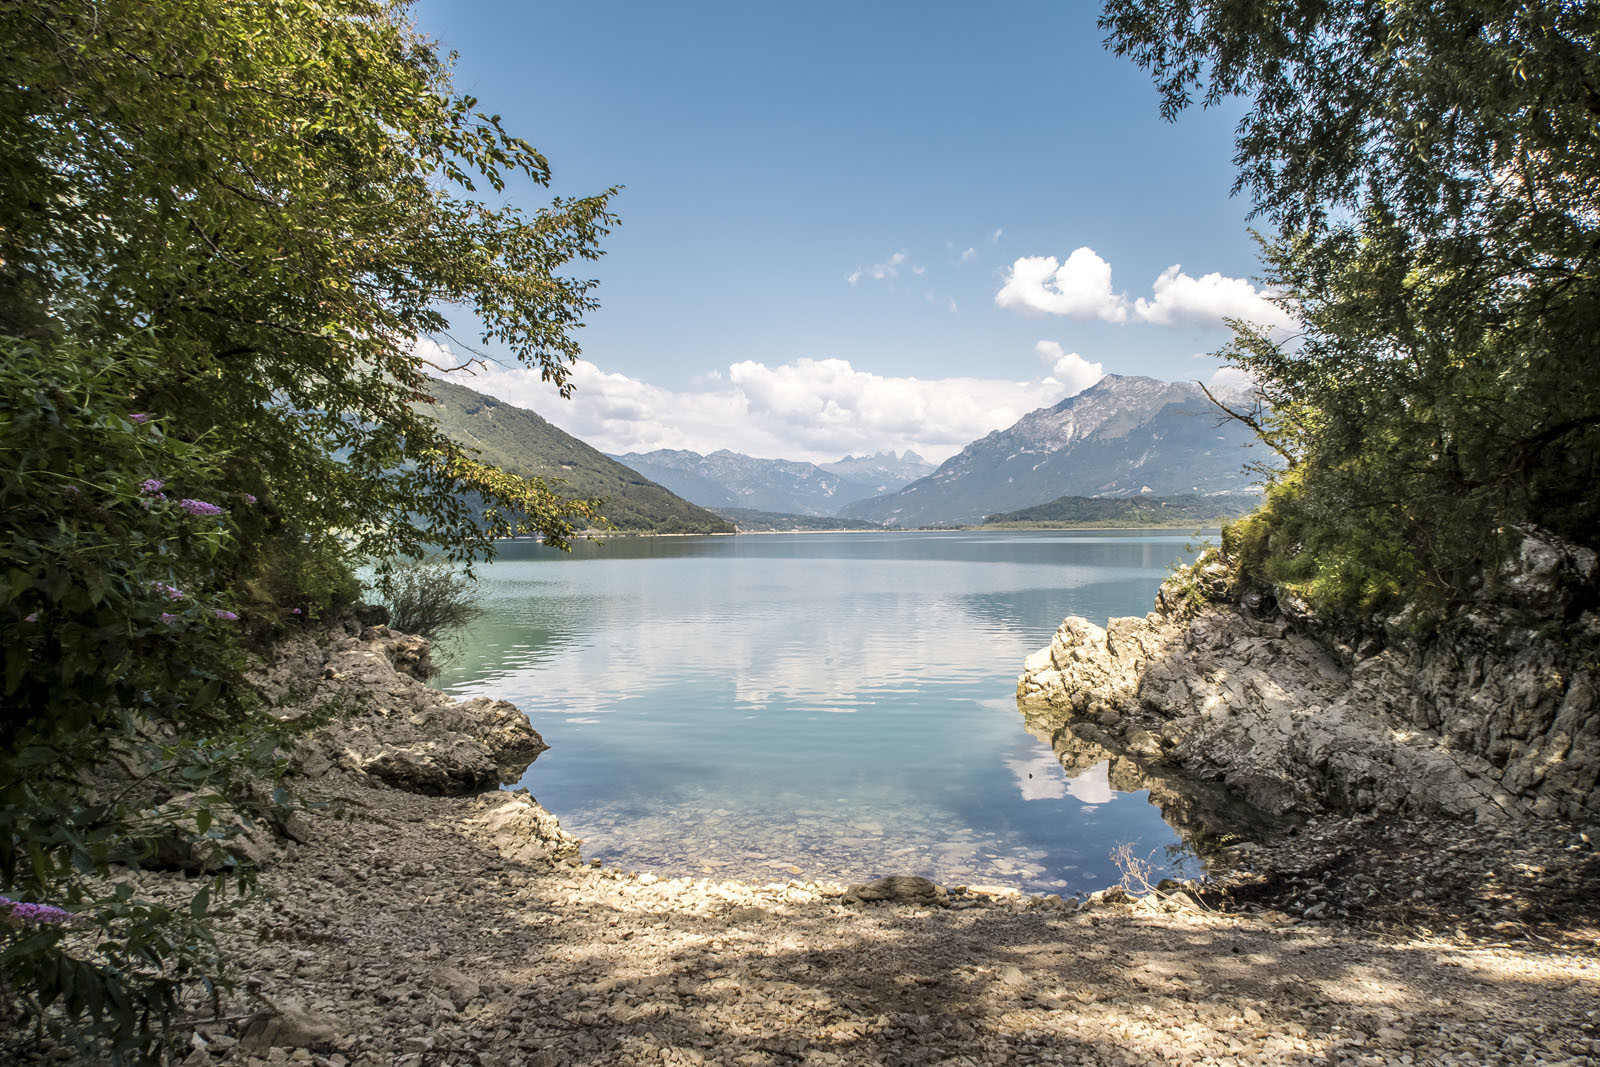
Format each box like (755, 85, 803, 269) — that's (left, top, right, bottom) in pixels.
(238, 1000, 340, 1051)
(1016, 543, 1600, 823)
(147, 793, 282, 872)
(248, 623, 548, 796)
(431, 965, 481, 1010)
(843, 875, 949, 907)
(464, 790, 582, 862)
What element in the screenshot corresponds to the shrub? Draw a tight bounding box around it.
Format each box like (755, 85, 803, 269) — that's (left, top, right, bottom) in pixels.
(0, 338, 290, 1061)
(371, 557, 483, 644)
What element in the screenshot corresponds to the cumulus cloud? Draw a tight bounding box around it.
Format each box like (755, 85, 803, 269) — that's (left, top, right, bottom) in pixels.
(996, 247, 1299, 335)
(994, 247, 1129, 322)
(1034, 341, 1103, 396)
(1134, 265, 1297, 333)
(417, 344, 1081, 464)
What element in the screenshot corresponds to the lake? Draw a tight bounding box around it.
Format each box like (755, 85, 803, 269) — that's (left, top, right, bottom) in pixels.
(436, 529, 1212, 894)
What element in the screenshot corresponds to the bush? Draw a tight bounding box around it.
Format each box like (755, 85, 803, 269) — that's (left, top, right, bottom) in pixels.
(371, 557, 483, 645)
(0, 338, 293, 1062)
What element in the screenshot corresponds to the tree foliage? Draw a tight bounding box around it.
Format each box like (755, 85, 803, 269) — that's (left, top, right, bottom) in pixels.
(1, 0, 614, 562)
(1, 0, 615, 1056)
(1103, 0, 1600, 615)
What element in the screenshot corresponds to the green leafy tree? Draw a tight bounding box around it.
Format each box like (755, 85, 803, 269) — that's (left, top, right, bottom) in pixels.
(1, 0, 615, 1057)
(1103, 0, 1600, 614)
(1, 0, 614, 563)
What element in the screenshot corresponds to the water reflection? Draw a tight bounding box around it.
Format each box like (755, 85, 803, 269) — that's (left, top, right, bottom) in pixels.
(436, 530, 1214, 893)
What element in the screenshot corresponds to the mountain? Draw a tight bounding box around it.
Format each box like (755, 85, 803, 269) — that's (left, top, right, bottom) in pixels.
(982, 493, 1259, 528)
(421, 378, 734, 534)
(608, 448, 932, 517)
(819, 451, 935, 494)
(837, 375, 1264, 527)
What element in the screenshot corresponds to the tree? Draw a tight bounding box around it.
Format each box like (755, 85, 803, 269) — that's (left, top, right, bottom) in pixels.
(1102, 0, 1600, 614)
(1, 1, 615, 1056)
(1, 0, 614, 566)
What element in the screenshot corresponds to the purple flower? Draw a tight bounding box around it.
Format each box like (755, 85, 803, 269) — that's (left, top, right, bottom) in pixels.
(152, 582, 183, 601)
(129, 413, 150, 424)
(0, 897, 74, 925)
(63, 485, 79, 497)
(23, 612, 38, 623)
(160, 613, 181, 626)
(291, 608, 303, 616)
(139, 478, 164, 495)
(178, 498, 224, 518)
(213, 609, 238, 621)
(243, 493, 257, 504)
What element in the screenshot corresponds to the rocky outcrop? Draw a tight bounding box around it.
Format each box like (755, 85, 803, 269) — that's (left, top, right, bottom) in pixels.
(249, 618, 549, 795)
(465, 788, 583, 863)
(1018, 528, 1600, 824)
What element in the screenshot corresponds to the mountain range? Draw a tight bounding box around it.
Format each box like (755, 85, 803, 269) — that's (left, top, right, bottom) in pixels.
(424, 372, 1264, 533)
(421, 378, 734, 534)
(837, 375, 1264, 527)
(608, 448, 934, 517)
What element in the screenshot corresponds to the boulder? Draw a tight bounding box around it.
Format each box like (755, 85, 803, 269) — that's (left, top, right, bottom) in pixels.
(237, 999, 340, 1051)
(843, 875, 949, 907)
(248, 623, 549, 795)
(464, 789, 582, 862)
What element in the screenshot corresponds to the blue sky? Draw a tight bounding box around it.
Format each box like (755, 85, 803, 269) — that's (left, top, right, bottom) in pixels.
(413, 0, 1283, 462)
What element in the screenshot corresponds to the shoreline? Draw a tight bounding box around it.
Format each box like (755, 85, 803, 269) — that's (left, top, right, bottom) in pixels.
(16, 616, 1596, 1065)
(575, 524, 1226, 539)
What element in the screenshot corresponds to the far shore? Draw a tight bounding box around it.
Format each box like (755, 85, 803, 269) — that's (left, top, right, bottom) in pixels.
(576, 522, 1228, 539)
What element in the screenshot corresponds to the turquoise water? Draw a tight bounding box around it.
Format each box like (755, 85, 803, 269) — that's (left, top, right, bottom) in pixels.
(435, 529, 1211, 894)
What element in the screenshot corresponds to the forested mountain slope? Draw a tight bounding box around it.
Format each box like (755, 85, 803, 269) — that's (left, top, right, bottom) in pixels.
(423, 379, 734, 534)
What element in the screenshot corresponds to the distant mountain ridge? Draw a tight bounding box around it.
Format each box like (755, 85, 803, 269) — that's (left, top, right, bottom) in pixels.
(609, 448, 934, 517)
(421, 378, 734, 534)
(838, 375, 1264, 527)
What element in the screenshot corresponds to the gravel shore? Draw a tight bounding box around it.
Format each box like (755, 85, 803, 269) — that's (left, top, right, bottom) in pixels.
(121, 772, 1599, 1067)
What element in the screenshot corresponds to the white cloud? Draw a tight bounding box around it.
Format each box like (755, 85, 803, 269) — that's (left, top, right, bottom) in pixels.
(995, 247, 1300, 336)
(1133, 265, 1297, 333)
(849, 251, 915, 286)
(1034, 341, 1103, 396)
(419, 345, 1079, 465)
(958, 247, 977, 263)
(995, 248, 1129, 322)
(989, 228, 1003, 244)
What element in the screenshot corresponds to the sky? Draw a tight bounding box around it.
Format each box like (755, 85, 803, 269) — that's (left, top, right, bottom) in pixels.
(411, 0, 1285, 464)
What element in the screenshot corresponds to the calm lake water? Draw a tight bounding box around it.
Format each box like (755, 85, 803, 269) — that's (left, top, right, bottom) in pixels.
(435, 529, 1212, 894)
